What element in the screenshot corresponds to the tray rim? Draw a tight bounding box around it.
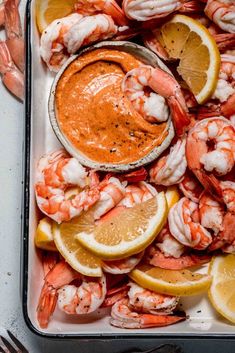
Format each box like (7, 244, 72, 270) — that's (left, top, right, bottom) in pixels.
(22, 0, 235, 339)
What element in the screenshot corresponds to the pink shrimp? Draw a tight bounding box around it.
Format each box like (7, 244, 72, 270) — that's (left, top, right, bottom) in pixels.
(197, 53, 235, 119)
(128, 282, 179, 315)
(4, 0, 24, 72)
(186, 118, 235, 199)
(122, 0, 204, 21)
(0, 1, 5, 27)
(168, 197, 213, 250)
(37, 260, 106, 328)
(40, 13, 117, 71)
(209, 212, 235, 252)
(35, 150, 127, 223)
(220, 180, 235, 213)
(102, 252, 144, 274)
(102, 284, 130, 307)
(146, 224, 211, 269)
(150, 224, 186, 259)
(74, 0, 129, 26)
(204, 0, 235, 34)
(118, 181, 157, 208)
(179, 170, 204, 203)
(149, 138, 187, 186)
(37, 260, 80, 328)
(0, 41, 24, 100)
(58, 275, 106, 315)
(147, 247, 211, 270)
(110, 298, 186, 329)
(122, 65, 191, 136)
(199, 192, 224, 234)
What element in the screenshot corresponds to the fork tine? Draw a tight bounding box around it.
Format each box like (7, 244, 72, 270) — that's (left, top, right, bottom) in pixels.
(6, 332, 28, 353)
(0, 336, 17, 353)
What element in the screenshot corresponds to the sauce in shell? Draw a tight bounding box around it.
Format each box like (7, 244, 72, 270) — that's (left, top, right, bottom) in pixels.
(55, 49, 169, 164)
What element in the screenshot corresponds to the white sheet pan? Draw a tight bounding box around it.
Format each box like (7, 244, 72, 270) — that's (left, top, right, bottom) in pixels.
(22, 0, 235, 338)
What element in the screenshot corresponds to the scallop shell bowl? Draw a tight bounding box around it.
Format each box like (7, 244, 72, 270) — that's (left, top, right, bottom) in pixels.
(48, 41, 175, 172)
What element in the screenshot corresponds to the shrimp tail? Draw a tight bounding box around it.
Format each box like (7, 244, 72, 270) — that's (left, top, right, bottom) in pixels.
(214, 33, 235, 53)
(168, 95, 191, 136)
(111, 311, 187, 329)
(221, 93, 235, 118)
(180, 0, 205, 13)
(0, 41, 24, 100)
(37, 285, 58, 329)
(103, 0, 128, 26)
(4, 0, 24, 72)
(120, 167, 148, 183)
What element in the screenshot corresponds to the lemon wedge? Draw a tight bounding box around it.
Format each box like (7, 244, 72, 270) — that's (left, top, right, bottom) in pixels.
(165, 186, 180, 209)
(53, 218, 102, 277)
(75, 193, 168, 260)
(36, 0, 77, 33)
(35, 217, 57, 251)
(129, 264, 212, 296)
(209, 255, 235, 323)
(153, 14, 220, 104)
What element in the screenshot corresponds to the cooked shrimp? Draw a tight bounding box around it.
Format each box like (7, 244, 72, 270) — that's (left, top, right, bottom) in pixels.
(211, 54, 235, 110)
(128, 282, 179, 315)
(92, 176, 126, 219)
(209, 211, 235, 252)
(179, 170, 204, 203)
(58, 275, 106, 315)
(122, 0, 203, 21)
(74, 0, 128, 26)
(4, 0, 24, 72)
(122, 65, 190, 135)
(168, 197, 213, 250)
(147, 247, 211, 270)
(37, 260, 80, 328)
(40, 13, 83, 71)
(0, 41, 24, 100)
(110, 298, 186, 329)
(220, 180, 235, 213)
(198, 54, 235, 119)
(122, 66, 170, 124)
(102, 284, 130, 307)
(102, 252, 144, 274)
(199, 192, 224, 234)
(40, 13, 117, 71)
(0, 1, 5, 27)
(150, 138, 187, 186)
(118, 181, 157, 208)
(34, 149, 100, 223)
(148, 225, 186, 260)
(186, 118, 235, 197)
(205, 0, 235, 34)
(63, 14, 117, 56)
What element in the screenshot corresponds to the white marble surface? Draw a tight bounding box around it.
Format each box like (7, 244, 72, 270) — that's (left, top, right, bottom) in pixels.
(0, 1, 235, 352)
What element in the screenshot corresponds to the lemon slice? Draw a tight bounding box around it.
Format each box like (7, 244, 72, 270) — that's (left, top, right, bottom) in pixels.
(153, 14, 220, 104)
(129, 264, 212, 296)
(75, 193, 168, 260)
(36, 0, 78, 33)
(53, 218, 102, 277)
(165, 186, 180, 209)
(35, 217, 57, 251)
(208, 255, 235, 323)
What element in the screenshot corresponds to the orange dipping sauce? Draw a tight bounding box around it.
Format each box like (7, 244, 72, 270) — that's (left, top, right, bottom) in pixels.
(55, 49, 168, 164)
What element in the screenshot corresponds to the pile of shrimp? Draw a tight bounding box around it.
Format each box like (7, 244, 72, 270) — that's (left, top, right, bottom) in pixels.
(0, 0, 24, 101)
(33, 0, 235, 330)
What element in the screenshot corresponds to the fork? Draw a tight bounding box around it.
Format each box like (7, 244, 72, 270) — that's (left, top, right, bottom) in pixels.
(0, 330, 28, 353)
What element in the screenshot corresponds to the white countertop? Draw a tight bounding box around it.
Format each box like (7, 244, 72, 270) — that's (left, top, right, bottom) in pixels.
(0, 1, 235, 352)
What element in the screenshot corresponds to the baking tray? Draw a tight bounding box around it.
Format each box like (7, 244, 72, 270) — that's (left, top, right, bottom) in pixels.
(22, 0, 235, 338)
